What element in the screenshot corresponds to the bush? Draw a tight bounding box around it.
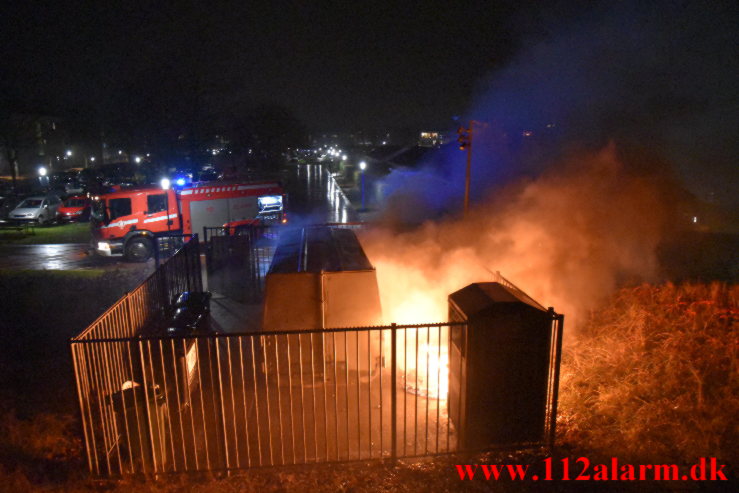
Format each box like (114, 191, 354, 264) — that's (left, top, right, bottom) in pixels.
(559, 282, 739, 466)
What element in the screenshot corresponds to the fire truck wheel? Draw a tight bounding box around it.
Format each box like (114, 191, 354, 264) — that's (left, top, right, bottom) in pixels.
(125, 237, 153, 262)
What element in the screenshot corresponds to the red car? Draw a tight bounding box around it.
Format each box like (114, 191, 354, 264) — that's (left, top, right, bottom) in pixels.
(58, 195, 91, 222)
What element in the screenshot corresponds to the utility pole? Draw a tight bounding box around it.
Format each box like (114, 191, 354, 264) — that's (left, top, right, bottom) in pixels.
(458, 121, 488, 216)
(457, 124, 472, 216)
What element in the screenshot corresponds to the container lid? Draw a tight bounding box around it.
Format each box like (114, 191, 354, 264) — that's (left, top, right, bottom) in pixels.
(269, 226, 374, 273)
(449, 282, 546, 316)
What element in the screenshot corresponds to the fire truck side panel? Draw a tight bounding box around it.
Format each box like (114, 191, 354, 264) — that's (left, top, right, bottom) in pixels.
(228, 196, 259, 223)
(180, 182, 281, 235)
(187, 199, 231, 238)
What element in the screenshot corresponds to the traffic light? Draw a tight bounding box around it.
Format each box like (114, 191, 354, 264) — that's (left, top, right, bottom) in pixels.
(457, 126, 470, 151)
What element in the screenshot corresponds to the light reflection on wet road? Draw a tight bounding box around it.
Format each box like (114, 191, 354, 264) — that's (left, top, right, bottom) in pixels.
(286, 164, 359, 224)
(0, 242, 155, 271)
(0, 164, 356, 270)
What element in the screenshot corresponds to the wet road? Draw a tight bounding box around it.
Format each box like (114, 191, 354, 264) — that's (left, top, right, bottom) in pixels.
(0, 164, 356, 270)
(285, 164, 359, 224)
(0, 242, 156, 271)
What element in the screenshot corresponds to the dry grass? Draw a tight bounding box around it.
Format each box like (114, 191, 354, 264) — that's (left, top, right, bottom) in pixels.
(559, 282, 739, 466)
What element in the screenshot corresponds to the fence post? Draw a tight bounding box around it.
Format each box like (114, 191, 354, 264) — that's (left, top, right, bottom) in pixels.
(390, 323, 397, 463)
(177, 235, 189, 292)
(193, 233, 203, 292)
(548, 312, 565, 450)
(158, 249, 169, 318)
(154, 236, 160, 270)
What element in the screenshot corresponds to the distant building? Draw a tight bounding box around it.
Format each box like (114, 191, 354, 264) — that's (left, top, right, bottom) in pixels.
(418, 131, 446, 147)
(0, 112, 69, 177)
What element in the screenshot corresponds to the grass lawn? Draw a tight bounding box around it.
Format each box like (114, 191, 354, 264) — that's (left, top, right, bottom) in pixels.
(0, 221, 91, 244)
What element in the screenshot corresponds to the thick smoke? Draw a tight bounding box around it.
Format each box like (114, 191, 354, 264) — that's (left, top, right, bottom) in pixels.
(360, 2, 737, 328)
(363, 145, 669, 329)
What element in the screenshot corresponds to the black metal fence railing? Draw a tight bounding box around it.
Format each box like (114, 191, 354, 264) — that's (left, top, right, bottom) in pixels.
(203, 225, 279, 303)
(71, 323, 471, 476)
(74, 235, 201, 342)
(71, 230, 565, 478)
(71, 318, 563, 477)
(70, 235, 203, 475)
(203, 223, 366, 304)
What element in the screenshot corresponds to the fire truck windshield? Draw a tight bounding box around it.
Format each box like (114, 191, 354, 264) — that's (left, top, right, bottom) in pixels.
(91, 199, 106, 224)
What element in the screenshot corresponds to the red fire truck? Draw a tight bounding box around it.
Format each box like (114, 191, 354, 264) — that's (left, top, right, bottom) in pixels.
(90, 180, 285, 261)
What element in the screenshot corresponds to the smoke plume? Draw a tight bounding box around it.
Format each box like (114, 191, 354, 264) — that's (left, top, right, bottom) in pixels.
(359, 2, 736, 329)
(362, 144, 671, 329)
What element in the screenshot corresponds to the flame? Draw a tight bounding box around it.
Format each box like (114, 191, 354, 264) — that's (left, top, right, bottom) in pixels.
(394, 328, 450, 400)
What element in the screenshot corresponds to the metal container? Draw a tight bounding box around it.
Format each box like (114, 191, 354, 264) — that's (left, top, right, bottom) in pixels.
(262, 226, 382, 330)
(262, 226, 383, 377)
(448, 282, 559, 448)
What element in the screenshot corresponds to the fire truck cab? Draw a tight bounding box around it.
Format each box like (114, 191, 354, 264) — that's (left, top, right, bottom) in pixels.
(91, 181, 285, 261)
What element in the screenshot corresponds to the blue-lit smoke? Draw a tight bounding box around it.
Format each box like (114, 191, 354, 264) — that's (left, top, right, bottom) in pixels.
(378, 1, 737, 220)
(361, 2, 736, 327)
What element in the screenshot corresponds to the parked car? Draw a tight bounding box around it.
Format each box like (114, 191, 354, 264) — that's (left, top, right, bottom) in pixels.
(0, 194, 23, 223)
(64, 180, 86, 195)
(58, 195, 91, 222)
(9, 194, 62, 225)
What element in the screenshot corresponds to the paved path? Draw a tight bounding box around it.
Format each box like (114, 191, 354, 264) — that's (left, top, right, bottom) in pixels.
(0, 242, 156, 271)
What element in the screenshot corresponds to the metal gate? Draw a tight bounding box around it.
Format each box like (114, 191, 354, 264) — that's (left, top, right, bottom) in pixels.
(203, 223, 364, 303)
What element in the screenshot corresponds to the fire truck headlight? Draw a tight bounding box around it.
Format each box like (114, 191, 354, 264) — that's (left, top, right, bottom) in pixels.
(97, 242, 110, 251)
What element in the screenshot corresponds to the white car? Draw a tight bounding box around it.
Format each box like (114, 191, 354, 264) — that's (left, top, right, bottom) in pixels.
(9, 195, 62, 225)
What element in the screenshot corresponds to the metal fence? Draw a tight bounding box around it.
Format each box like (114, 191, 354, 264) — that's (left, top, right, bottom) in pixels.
(71, 322, 484, 476)
(70, 235, 203, 475)
(71, 319, 563, 477)
(71, 229, 564, 478)
(203, 223, 366, 303)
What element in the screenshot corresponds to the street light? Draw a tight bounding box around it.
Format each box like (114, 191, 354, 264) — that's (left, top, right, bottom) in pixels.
(342, 155, 347, 161)
(359, 161, 367, 210)
(90, 156, 96, 162)
(38, 166, 48, 189)
(66, 150, 72, 157)
(134, 156, 142, 164)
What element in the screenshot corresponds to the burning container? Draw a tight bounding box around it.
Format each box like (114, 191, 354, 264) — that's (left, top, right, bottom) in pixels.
(448, 282, 561, 448)
(262, 226, 382, 329)
(262, 226, 383, 376)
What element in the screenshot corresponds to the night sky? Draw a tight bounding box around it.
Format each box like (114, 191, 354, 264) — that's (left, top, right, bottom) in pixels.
(1, 1, 737, 206)
(0, 1, 594, 131)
